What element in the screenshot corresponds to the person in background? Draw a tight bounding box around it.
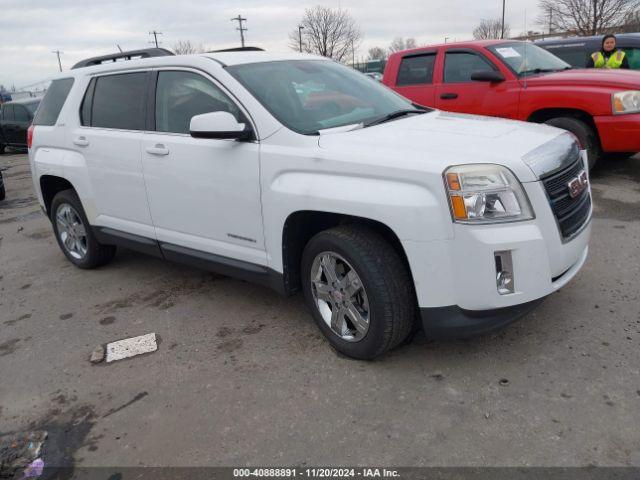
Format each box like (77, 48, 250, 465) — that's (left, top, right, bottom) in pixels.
(587, 34, 630, 69)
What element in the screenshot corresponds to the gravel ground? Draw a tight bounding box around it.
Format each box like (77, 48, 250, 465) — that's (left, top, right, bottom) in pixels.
(0, 152, 639, 470)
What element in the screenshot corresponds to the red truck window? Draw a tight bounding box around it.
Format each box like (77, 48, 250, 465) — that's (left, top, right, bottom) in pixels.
(444, 52, 495, 83)
(396, 54, 436, 86)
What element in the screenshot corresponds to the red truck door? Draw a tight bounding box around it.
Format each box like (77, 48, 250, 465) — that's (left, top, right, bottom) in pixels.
(386, 50, 438, 107)
(435, 48, 520, 119)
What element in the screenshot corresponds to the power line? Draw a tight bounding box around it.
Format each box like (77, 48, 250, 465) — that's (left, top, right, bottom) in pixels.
(149, 30, 163, 48)
(52, 50, 63, 72)
(231, 15, 247, 47)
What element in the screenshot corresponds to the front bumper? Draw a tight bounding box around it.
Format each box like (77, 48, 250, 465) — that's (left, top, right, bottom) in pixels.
(419, 245, 588, 339)
(595, 113, 640, 153)
(403, 176, 591, 337)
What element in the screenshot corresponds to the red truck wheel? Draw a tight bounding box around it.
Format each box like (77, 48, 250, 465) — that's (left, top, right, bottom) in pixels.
(545, 117, 600, 170)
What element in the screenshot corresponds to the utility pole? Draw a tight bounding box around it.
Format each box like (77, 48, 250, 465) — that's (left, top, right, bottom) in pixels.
(298, 25, 304, 52)
(231, 15, 247, 48)
(351, 40, 355, 67)
(501, 0, 506, 39)
(149, 30, 162, 48)
(52, 50, 63, 72)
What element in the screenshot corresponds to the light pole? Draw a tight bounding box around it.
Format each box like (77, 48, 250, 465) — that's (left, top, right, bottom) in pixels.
(298, 25, 304, 52)
(52, 50, 63, 72)
(444, 37, 450, 44)
(501, 0, 506, 39)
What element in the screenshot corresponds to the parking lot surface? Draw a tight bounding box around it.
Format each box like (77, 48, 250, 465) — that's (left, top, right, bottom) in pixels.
(1, 152, 639, 468)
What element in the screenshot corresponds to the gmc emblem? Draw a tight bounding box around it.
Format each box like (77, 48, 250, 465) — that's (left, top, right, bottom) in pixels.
(568, 171, 589, 199)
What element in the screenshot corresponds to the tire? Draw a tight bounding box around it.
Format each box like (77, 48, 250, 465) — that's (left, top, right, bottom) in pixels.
(50, 189, 116, 269)
(544, 117, 600, 170)
(0, 182, 5, 201)
(301, 224, 416, 360)
(605, 152, 637, 161)
(0, 143, 5, 155)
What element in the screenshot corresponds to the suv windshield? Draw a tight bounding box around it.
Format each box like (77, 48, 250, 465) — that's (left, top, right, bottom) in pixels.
(227, 60, 423, 135)
(488, 42, 571, 76)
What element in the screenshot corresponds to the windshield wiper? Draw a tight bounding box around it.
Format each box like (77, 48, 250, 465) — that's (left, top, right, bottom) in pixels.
(363, 109, 425, 128)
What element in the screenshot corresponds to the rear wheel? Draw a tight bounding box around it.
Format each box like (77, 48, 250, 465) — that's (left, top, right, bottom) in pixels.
(0, 143, 5, 155)
(301, 225, 416, 360)
(50, 189, 116, 269)
(544, 117, 600, 170)
(0, 173, 5, 201)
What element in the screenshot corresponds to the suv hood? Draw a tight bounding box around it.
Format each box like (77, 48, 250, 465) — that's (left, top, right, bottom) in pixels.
(524, 68, 640, 89)
(318, 110, 568, 183)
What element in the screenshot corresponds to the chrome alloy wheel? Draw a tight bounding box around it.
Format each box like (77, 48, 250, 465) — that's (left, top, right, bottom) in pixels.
(55, 204, 88, 260)
(310, 252, 370, 342)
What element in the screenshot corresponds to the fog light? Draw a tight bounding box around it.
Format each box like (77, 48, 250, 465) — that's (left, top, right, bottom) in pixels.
(495, 251, 515, 295)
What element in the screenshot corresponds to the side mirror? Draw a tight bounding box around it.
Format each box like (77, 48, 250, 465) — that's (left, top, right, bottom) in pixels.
(189, 111, 253, 140)
(470, 70, 505, 83)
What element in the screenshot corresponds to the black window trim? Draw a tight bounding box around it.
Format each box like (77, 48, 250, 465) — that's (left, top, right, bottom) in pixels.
(396, 51, 438, 87)
(79, 70, 151, 132)
(443, 48, 500, 84)
(146, 66, 258, 139)
(80, 77, 96, 127)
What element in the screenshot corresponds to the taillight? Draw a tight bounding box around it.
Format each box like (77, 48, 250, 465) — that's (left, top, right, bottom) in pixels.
(27, 125, 34, 149)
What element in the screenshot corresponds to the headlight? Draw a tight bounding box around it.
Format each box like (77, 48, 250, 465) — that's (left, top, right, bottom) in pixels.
(444, 164, 534, 224)
(612, 91, 640, 115)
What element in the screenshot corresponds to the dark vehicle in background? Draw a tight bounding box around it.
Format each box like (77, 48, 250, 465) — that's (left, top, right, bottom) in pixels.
(0, 98, 41, 153)
(537, 33, 640, 69)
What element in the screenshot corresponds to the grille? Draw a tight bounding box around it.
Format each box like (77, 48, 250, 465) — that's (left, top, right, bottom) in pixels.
(541, 156, 591, 240)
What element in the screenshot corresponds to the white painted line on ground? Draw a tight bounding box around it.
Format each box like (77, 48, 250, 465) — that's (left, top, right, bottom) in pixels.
(105, 333, 157, 363)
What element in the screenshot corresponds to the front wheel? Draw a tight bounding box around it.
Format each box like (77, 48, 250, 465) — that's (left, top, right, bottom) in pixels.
(301, 225, 416, 360)
(544, 117, 600, 170)
(50, 189, 116, 269)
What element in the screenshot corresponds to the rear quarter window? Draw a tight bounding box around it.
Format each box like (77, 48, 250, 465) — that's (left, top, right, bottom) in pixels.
(33, 78, 74, 126)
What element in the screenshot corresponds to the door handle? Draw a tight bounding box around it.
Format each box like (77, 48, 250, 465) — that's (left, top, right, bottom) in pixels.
(146, 144, 170, 156)
(73, 137, 89, 147)
(440, 93, 459, 100)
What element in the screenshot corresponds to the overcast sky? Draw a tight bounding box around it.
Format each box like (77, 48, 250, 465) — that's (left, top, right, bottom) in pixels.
(1, 0, 542, 89)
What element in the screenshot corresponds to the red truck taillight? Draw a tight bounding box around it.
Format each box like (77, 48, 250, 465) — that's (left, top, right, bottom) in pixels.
(27, 125, 34, 149)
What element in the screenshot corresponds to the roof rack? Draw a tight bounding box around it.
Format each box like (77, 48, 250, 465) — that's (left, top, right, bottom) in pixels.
(209, 46, 265, 52)
(71, 48, 174, 69)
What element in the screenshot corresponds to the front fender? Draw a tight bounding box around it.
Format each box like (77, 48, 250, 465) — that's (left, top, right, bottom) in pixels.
(263, 169, 453, 272)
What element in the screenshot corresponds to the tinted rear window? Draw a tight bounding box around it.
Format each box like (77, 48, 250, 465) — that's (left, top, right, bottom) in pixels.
(90, 73, 147, 130)
(542, 45, 590, 68)
(2, 104, 14, 121)
(14, 105, 29, 122)
(396, 54, 436, 86)
(33, 78, 74, 126)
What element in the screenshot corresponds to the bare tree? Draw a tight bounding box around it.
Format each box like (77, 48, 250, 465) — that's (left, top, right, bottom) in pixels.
(367, 46, 387, 61)
(172, 40, 208, 55)
(288, 6, 361, 62)
(622, 9, 640, 31)
(537, 0, 640, 36)
(473, 18, 511, 39)
(388, 37, 418, 53)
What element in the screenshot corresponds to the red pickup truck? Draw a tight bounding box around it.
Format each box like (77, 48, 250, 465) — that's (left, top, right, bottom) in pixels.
(383, 40, 640, 168)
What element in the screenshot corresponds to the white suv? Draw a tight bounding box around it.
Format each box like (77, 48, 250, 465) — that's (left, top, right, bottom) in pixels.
(28, 48, 592, 359)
